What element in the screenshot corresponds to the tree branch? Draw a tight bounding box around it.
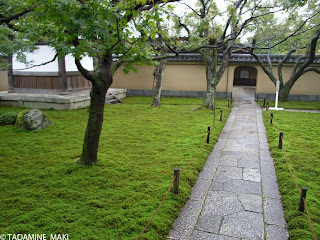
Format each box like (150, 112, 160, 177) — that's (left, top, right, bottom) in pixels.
(251, 52, 277, 85)
(278, 47, 296, 82)
(75, 58, 94, 82)
(0, 5, 37, 25)
(73, 37, 94, 81)
(302, 67, 320, 75)
(157, 33, 178, 55)
(178, 2, 201, 17)
(13, 53, 58, 71)
(291, 29, 320, 80)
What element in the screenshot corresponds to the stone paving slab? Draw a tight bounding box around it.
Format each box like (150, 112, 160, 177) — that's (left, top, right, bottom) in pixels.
(168, 91, 288, 240)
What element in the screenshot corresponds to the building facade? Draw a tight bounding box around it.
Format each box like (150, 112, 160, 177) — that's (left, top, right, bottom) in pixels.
(1, 53, 320, 101)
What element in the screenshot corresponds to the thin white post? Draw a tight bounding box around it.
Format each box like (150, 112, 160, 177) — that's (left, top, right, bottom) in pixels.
(275, 80, 279, 109)
(269, 80, 283, 111)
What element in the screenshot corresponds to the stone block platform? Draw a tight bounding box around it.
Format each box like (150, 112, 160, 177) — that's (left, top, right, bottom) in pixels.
(0, 88, 127, 110)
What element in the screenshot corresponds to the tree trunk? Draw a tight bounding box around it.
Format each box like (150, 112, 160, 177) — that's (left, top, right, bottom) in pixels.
(202, 49, 216, 110)
(58, 55, 68, 93)
(279, 85, 291, 102)
(79, 57, 112, 165)
(203, 86, 215, 110)
(152, 60, 167, 107)
(152, 41, 167, 107)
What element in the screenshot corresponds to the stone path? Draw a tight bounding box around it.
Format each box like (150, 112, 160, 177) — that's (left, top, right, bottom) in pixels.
(168, 87, 289, 240)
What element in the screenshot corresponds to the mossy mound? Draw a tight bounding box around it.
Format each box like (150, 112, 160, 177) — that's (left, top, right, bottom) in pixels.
(0, 112, 18, 126)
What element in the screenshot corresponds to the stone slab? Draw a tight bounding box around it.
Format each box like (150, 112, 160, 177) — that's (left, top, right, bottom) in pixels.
(190, 178, 212, 201)
(204, 191, 243, 216)
(264, 198, 287, 227)
(223, 179, 262, 195)
(266, 225, 289, 240)
(220, 211, 264, 239)
(168, 200, 203, 240)
(238, 193, 263, 213)
(243, 168, 261, 182)
(191, 231, 240, 240)
(214, 166, 242, 183)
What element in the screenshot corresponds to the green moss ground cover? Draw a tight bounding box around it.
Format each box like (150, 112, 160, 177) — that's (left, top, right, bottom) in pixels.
(257, 100, 320, 110)
(0, 97, 231, 240)
(263, 109, 320, 239)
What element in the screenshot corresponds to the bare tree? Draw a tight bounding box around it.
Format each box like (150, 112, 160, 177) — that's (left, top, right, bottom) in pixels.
(175, 0, 282, 110)
(250, 29, 320, 101)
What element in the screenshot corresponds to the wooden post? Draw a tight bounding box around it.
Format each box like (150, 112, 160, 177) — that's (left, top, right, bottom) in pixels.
(256, 94, 259, 101)
(270, 113, 273, 124)
(263, 99, 266, 108)
(206, 127, 210, 143)
(219, 110, 223, 121)
(298, 188, 307, 212)
(278, 132, 283, 149)
(7, 56, 14, 92)
(227, 99, 230, 108)
(173, 168, 180, 194)
(58, 54, 68, 94)
(266, 102, 269, 111)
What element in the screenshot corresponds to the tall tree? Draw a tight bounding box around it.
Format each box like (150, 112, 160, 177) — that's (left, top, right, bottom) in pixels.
(174, 0, 281, 110)
(250, 29, 320, 101)
(3, 0, 180, 165)
(247, 0, 320, 101)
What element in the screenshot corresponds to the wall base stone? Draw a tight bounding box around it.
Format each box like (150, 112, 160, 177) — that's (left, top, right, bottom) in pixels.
(0, 88, 127, 110)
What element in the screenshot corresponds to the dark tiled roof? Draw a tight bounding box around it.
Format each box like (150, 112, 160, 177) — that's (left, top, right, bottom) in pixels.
(168, 53, 320, 64)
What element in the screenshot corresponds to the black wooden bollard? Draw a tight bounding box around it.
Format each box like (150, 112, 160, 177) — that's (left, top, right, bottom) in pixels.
(173, 168, 180, 194)
(278, 132, 283, 149)
(227, 99, 230, 108)
(219, 110, 223, 121)
(266, 102, 269, 111)
(270, 113, 273, 124)
(298, 188, 307, 212)
(207, 127, 210, 144)
(263, 99, 266, 108)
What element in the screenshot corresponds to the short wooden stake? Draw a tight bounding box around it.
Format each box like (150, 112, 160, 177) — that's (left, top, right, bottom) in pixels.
(266, 102, 269, 111)
(263, 99, 266, 108)
(256, 94, 259, 101)
(173, 168, 180, 194)
(207, 127, 210, 143)
(227, 99, 230, 108)
(219, 110, 223, 121)
(270, 113, 273, 124)
(278, 132, 283, 149)
(298, 188, 307, 212)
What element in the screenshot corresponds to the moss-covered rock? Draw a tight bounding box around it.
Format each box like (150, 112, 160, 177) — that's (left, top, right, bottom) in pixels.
(0, 112, 18, 126)
(15, 109, 52, 131)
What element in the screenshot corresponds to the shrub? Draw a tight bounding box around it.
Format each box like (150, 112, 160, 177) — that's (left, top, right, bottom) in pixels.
(0, 112, 18, 126)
